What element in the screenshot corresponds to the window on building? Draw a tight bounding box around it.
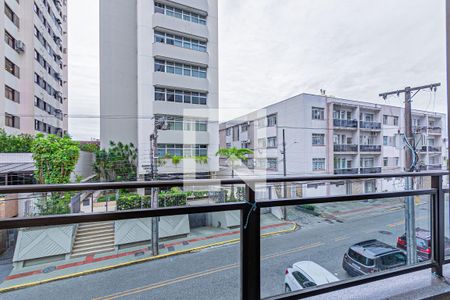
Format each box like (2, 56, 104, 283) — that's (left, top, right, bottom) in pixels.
(154, 30, 207, 52)
(383, 136, 388, 146)
(154, 2, 207, 25)
(5, 85, 19, 103)
(5, 58, 20, 78)
(312, 133, 325, 146)
(233, 126, 239, 141)
(157, 144, 208, 157)
(267, 158, 278, 171)
(5, 113, 20, 129)
(312, 107, 325, 120)
(241, 123, 248, 132)
(155, 59, 207, 78)
(154, 87, 207, 105)
(4, 30, 15, 49)
(383, 157, 388, 167)
(383, 115, 388, 125)
(5, 4, 19, 28)
(267, 114, 277, 127)
(393, 116, 399, 126)
(267, 137, 277, 148)
(395, 157, 399, 166)
(226, 128, 232, 136)
(312, 158, 325, 171)
(226, 143, 231, 148)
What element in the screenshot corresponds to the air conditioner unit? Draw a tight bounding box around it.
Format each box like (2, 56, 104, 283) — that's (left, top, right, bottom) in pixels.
(14, 40, 25, 53)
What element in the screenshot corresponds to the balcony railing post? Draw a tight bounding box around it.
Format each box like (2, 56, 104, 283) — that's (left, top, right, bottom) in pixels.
(241, 183, 260, 300)
(431, 175, 444, 277)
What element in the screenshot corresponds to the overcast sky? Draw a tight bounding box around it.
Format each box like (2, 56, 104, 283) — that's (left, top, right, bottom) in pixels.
(68, 0, 447, 140)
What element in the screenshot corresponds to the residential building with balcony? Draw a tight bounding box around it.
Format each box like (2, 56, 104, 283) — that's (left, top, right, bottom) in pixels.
(100, 0, 219, 179)
(219, 93, 447, 195)
(0, 0, 68, 136)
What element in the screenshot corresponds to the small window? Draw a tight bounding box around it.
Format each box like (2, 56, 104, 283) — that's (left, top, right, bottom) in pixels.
(5, 58, 20, 78)
(312, 134, 325, 146)
(312, 107, 325, 120)
(312, 158, 325, 171)
(267, 114, 277, 127)
(393, 116, 399, 126)
(267, 137, 277, 148)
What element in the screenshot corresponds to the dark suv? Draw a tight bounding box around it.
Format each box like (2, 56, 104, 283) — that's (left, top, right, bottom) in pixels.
(397, 228, 450, 261)
(343, 240, 407, 276)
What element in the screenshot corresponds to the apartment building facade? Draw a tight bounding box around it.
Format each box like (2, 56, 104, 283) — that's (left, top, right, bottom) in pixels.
(100, 0, 219, 178)
(220, 93, 447, 195)
(1, 0, 68, 136)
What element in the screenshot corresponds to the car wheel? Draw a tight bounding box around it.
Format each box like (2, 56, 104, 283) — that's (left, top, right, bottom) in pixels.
(285, 285, 291, 293)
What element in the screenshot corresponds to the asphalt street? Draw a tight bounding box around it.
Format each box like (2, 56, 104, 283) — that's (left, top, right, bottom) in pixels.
(1, 202, 435, 300)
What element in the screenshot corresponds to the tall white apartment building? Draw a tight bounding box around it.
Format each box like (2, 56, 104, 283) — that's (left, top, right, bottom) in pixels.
(100, 0, 219, 179)
(220, 93, 447, 194)
(0, 0, 68, 136)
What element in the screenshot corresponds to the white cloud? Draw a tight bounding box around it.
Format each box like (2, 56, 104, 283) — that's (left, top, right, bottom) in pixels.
(68, 0, 446, 139)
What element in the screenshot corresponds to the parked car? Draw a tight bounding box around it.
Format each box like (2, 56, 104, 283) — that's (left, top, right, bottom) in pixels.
(284, 261, 339, 292)
(343, 239, 407, 277)
(397, 228, 450, 261)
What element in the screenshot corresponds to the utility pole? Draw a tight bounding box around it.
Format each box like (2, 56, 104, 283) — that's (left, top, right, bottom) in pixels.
(380, 83, 440, 265)
(149, 117, 167, 256)
(282, 129, 287, 220)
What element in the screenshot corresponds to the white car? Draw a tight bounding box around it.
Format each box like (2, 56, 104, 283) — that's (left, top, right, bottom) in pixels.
(284, 261, 339, 292)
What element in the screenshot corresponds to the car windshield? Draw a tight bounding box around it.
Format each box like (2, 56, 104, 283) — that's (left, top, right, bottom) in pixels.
(378, 252, 407, 269)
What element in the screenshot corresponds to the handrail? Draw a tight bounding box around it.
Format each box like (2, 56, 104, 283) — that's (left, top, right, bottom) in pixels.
(0, 171, 447, 194)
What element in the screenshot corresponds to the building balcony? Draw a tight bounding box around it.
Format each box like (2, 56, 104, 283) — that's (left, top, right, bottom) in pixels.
(421, 146, 442, 153)
(360, 167, 382, 174)
(333, 119, 358, 129)
(359, 121, 381, 130)
(428, 127, 442, 135)
(413, 126, 428, 133)
(334, 144, 358, 153)
(360, 145, 382, 152)
(334, 168, 359, 175)
(427, 164, 443, 170)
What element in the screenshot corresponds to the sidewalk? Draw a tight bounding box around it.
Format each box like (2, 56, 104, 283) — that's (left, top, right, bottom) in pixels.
(0, 214, 297, 292)
(315, 195, 426, 222)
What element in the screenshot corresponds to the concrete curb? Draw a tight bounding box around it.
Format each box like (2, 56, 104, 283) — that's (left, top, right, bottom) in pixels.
(0, 222, 298, 293)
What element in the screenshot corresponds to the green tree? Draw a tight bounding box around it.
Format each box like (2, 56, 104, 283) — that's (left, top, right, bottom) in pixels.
(216, 147, 253, 200)
(93, 142, 138, 182)
(32, 134, 80, 215)
(0, 129, 34, 153)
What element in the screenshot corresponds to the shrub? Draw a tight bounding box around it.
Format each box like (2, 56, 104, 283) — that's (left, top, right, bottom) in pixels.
(159, 188, 187, 207)
(116, 193, 150, 210)
(80, 143, 99, 153)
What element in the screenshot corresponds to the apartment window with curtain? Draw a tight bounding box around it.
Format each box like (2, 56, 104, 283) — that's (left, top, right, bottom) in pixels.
(5, 85, 19, 103)
(5, 4, 19, 28)
(5, 113, 20, 129)
(5, 58, 20, 78)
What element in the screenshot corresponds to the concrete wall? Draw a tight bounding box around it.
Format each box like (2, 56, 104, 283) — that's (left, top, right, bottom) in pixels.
(100, 0, 138, 148)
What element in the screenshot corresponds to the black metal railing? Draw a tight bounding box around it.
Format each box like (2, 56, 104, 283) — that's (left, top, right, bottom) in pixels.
(334, 144, 358, 152)
(428, 127, 442, 134)
(360, 145, 382, 152)
(421, 146, 442, 152)
(0, 171, 447, 300)
(359, 121, 381, 130)
(333, 119, 358, 128)
(359, 167, 382, 174)
(334, 168, 359, 175)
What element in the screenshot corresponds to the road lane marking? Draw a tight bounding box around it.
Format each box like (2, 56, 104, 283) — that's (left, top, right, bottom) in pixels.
(93, 242, 324, 300)
(387, 215, 428, 228)
(334, 235, 350, 242)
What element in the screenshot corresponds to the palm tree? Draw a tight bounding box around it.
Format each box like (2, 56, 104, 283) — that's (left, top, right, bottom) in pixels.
(216, 147, 253, 200)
